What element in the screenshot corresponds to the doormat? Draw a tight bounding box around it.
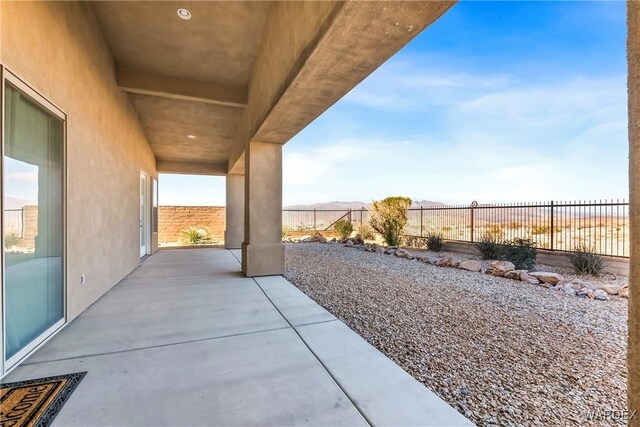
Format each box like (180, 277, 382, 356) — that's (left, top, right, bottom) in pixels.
(0, 372, 86, 427)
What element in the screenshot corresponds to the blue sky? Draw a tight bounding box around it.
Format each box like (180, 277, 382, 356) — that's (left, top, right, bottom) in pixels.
(160, 1, 628, 206)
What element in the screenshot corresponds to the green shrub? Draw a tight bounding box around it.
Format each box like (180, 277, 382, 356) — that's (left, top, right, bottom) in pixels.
(181, 226, 212, 245)
(334, 219, 354, 239)
(569, 243, 606, 276)
(357, 224, 375, 240)
(502, 237, 537, 271)
(3, 231, 19, 249)
(369, 196, 412, 246)
(476, 233, 504, 260)
(425, 232, 445, 252)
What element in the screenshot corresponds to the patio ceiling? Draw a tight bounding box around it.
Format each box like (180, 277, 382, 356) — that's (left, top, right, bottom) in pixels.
(92, 1, 268, 171)
(91, 1, 455, 175)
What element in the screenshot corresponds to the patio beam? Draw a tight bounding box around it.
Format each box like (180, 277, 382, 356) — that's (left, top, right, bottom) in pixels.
(227, 0, 456, 173)
(629, 0, 639, 423)
(156, 160, 227, 176)
(117, 68, 248, 108)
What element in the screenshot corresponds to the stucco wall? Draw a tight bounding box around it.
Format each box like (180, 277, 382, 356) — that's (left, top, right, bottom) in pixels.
(158, 206, 225, 245)
(628, 0, 639, 422)
(1, 2, 157, 320)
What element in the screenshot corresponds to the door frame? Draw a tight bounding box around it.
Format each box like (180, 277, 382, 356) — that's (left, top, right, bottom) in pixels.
(0, 67, 68, 376)
(140, 171, 151, 258)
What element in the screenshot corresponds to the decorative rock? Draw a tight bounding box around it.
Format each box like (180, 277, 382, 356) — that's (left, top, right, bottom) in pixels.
(593, 289, 609, 301)
(561, 284, 576, 295)
(529, 272, 564, 285)
(504, 270, 525, 280)
(458, 260, 482, 272)
(486, 260, 515, 277)
(435, 256, 454, 267)
(376, 246, 385, 255)
(519, 272, 540, 285)
(353, 234, 365, 245)
(597, 284, 623, 296)
(395, 248, 413, 259)
(620, 286, 629, 299)
(329, 238, 337, 243)
(345, 240, 354, 247)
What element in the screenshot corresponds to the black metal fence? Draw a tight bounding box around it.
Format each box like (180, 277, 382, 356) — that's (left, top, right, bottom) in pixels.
(3, 208, 24, 239)
(283, 199, 630, 257)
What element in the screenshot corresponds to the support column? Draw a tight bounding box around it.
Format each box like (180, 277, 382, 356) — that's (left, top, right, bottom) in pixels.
(224, 174, 244, 249)
(241, 142, 285, 276)
(629, 1, 639, 423)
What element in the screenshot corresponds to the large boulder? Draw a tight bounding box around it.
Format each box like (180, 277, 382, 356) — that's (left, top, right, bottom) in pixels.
(458, 260, 482, 272)
(519, 271, 540, 284)
(353, 234, 365, 245)
(486, 260, 515, 277)
(529, 272, 564, 285)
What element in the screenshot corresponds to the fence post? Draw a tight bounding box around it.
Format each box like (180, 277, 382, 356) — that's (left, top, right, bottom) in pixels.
(420, 206, 423, 237)
(550, 200, 554, 251)
(360, 209, 363, 228)
(348, 209, 352, 224)
(470, 202, 476, 243)
(314, 209, 317, 232)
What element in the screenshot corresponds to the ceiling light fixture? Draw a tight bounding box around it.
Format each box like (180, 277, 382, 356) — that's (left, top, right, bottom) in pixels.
(187, 134, 197, 140)
(177, 8, 192, 20)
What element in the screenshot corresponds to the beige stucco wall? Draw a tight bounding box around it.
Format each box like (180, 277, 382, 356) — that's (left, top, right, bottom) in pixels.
(628, 0, 639, 422)
(158, 206, 225, 245)
(1, 1, 157, 320)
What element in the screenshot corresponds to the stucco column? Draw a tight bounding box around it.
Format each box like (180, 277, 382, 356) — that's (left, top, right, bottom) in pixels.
(629, 0, 639, 423)
(224, 174, 244, 249)
(241, 142, 285, 276)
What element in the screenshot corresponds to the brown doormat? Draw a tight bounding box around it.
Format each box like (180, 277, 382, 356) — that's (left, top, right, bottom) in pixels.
(0, 372, 86, 427)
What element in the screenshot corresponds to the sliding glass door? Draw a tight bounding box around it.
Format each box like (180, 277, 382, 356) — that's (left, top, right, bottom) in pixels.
(3, 76, 65, 368)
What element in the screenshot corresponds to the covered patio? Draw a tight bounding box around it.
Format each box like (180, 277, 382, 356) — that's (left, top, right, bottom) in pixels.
(3, 248, 469, 426)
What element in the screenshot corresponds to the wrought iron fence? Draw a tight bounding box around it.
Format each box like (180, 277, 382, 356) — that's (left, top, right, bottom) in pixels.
(3, 208, 24, 239)
(282, 199, 630, 257)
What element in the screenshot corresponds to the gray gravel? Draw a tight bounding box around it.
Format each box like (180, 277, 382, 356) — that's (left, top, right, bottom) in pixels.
(284, 243, 628, 427)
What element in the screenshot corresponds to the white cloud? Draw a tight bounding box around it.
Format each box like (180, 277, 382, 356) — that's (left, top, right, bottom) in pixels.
(284, 63, 628, 205)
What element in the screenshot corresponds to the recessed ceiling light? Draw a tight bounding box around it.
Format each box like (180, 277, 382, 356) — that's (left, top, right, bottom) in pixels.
(177, 8, 192, 20)
(187, 134, 197, 140)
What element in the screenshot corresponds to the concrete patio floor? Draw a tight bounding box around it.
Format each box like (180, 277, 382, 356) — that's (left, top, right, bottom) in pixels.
(2, 248, 471, 426)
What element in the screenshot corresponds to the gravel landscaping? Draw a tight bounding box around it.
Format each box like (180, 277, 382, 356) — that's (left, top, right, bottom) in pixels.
(284, 243, 628, 427)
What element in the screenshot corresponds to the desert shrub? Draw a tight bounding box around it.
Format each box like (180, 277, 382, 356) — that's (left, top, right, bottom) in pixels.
(334, 219, 354, 239)
(476, 233, 504, 260)
(3, 231, 18, 249)
(282, 225, 293, 239)
(531, 225, 550, 235)
(369, 196, 412, 246)
(425, 232, 445, 252)
(357, 224, 375, 240)
(502, 237, 537, 271)
(569, 243, 606, 276)
(181, 226, 212, 245)
(403, 236, 425, 248)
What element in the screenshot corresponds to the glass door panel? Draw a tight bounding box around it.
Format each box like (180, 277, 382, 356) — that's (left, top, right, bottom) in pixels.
(3, 82, 64, 362)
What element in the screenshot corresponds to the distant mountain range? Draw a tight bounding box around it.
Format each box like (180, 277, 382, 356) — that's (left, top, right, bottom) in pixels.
(283, 200, 445, 210)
